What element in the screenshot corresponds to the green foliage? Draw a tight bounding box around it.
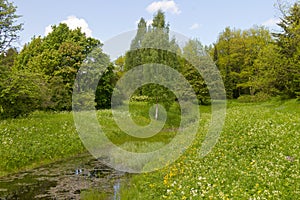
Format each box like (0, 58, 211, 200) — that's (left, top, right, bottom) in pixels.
(95, 63, 118, 109)
(130, 95, 149, 102)
(212, 26, 273, 98)
(211, 3, 300, 100)
(0, 47, 17, 89)
(114, 55, 125, 72)
(125, 13, 224, 108)
(124, 11, 181, 118)
(181, 39, 215, 104)
(273, 2, 300, 98)
(249, 43, 281, 96)
(13, 24, 100, 112)
(130, 18, 147, 50)
(0, 71, 49, 118)
(48, 76, 72, 110)
(237, 92, 271, 103)
(78, 46, 118, 110)
(0, 0, 23, 52)
(3, 23, 117, 116)
(0, 47, 17, 67)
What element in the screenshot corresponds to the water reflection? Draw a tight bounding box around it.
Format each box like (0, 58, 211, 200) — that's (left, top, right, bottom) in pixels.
(113, 180, 120, 200)
(0, 153, 127, 199)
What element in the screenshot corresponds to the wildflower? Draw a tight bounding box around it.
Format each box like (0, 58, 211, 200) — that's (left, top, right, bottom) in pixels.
(163, 174, 168, 185)
(171, 181, 177, 187)
(190, 188, 198, 196)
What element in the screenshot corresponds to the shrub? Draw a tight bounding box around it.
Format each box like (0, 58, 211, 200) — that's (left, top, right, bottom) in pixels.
(237, 92, 271, 103)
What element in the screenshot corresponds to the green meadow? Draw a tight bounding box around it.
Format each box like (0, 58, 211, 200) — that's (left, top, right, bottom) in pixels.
(120, 99, 300, 199)
(1, 99, 299, 199)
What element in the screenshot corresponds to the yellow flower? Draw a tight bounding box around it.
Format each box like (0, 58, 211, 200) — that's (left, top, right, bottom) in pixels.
(164, 179, 168, 185)
(258, 190, 262, 194)
(163, 174, 168, 185)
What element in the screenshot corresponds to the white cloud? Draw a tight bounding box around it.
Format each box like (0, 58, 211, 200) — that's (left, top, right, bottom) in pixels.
(262, 18, 280, 27)
(44, 25, 53, 36)
(44, 16, 92, 37)
(146, 0, 181, 15)
(189, 23, 201, 30)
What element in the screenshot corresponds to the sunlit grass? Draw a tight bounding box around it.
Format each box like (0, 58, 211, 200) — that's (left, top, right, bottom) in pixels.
(1, 99, 299, 199)
(120, 99, 300, 199)
(0, 101, 182, 176)
(0, 111, 86, 176)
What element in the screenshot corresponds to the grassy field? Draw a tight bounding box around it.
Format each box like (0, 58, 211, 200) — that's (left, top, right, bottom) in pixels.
(0, 101, 182, 176)
(120, 99, 300, 199)
(0, 111, 86, 176)
(1, 99, 299, 199)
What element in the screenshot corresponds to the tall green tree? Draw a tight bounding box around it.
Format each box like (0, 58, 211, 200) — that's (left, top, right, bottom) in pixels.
(237, 27, 273, 95)
(181, 39, 209, 103)
(81, 46, 116, 109)
(14, 23, 100, 111)
(0, 47, 18, 117)
(250, 43, 281, 95)
(273, 2, 300, 98)
(124, 18, 147, 71)
(124, 10, 180, 119)
(0, 0, 22, 52)
(212, 27, 243, 98)
(0, 47, 17, 67)
(212, 26, 273, 98)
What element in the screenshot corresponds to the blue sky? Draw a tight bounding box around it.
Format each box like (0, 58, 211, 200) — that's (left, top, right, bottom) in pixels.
(13, 0, 284, 49)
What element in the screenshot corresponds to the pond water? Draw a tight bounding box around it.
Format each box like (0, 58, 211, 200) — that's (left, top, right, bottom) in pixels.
(0, 153, 128, 199)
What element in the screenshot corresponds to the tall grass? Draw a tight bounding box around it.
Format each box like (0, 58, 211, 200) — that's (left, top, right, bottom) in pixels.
(0, 111, 85, 176)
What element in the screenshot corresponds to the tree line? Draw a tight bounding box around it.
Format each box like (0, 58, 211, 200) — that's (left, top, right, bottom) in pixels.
(212, 3, 300, 100)
(0, 0, 299, 118)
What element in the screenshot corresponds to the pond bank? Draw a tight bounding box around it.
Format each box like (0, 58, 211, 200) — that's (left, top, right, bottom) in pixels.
(0, 153, 129, 199)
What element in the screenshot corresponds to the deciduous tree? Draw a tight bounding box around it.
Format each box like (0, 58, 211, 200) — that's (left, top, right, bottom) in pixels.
(0, 0, 22, 52)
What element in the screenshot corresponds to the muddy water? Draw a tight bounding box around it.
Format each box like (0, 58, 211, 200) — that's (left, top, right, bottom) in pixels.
(0, 153, 127, 199)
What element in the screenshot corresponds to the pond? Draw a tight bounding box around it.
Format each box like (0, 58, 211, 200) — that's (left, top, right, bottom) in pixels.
(0, 153, 128, 199)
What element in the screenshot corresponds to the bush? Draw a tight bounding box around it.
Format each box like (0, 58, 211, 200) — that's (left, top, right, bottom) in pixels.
(0, 71, 49, 118)
(237, 92, 271, 103)
(130, 95, 149, 102)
